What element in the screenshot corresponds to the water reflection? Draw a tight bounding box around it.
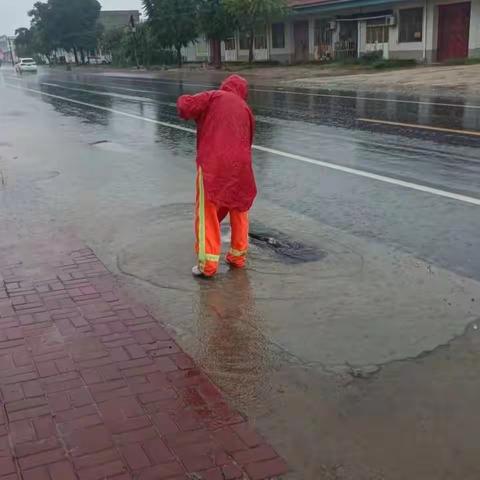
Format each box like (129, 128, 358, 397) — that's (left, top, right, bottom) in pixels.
(194, 270, 269, 410)
(154, 102, 194, 159)
(255, 85, 479, 141)
(39, 83, 112, 126)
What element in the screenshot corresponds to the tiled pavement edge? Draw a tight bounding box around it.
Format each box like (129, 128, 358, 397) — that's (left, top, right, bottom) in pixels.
(0, 243, 288, 480)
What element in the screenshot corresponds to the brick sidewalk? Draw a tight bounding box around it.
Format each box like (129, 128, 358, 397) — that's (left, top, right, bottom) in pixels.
(0, 242, 287, 480)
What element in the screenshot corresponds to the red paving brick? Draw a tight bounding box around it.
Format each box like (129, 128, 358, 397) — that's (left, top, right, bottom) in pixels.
(0, 245, 287, 479)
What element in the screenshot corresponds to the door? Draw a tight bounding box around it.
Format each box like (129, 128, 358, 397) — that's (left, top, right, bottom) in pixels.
(437, 2, 470, 62)
(365, 19, 389, 59)
(294, 21, 310, 62)
(336, 21, 358, 59)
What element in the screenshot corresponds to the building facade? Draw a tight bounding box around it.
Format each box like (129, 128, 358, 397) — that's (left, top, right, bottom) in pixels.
(0, 36, 16, 64)
(98, 10, 141, 31)
(187, 0, 480, 64)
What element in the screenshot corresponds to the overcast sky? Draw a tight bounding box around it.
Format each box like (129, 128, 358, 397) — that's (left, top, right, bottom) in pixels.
(1, 0, 144, 36)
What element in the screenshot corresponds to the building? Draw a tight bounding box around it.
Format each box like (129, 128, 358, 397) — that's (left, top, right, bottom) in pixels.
(0, 35, 16, 64)
(98, 10, 141, 32)
(186, 0, 480, 64)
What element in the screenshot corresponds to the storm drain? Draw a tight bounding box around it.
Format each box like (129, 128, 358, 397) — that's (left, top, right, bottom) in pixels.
(249, 227, 326, 264)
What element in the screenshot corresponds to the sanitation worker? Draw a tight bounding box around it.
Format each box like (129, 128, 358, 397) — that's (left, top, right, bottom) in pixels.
(177, 75, 257, 277)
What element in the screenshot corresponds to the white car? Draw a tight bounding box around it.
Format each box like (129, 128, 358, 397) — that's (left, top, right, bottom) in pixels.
(15, 58, 38, 73)
(88, 55, 111, 65)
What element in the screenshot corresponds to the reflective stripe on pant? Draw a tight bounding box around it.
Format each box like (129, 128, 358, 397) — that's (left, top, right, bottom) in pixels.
(226, 210, 249, 268)
(195, 168, 249, 277)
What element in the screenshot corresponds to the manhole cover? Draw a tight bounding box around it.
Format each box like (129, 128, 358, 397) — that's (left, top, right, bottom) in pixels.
(249, 229, 326, 264)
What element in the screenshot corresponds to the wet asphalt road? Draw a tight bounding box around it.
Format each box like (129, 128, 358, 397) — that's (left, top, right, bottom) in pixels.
(3, 68, 480, 279)
(1, 66, 480, 480)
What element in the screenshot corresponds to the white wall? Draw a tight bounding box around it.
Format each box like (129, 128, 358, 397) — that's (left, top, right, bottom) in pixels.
(469, 0, 480, 52)
(182, 37, 208, 63)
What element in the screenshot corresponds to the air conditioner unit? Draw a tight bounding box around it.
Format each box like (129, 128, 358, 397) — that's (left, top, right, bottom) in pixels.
(386, 15, 397, 26)
(328, 21, 337, 30)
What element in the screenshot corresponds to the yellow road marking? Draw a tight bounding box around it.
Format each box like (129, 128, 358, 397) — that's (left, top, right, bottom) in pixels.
(358, 118, 480, 137)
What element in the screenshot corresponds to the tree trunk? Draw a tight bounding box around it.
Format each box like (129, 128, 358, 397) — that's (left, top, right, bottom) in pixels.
(73, 46, 79, 65)
(176, 45, 182, 67)
(80, 48, 85, 64)
(210, 39, 221, 68)
(248, 29, 255, 64)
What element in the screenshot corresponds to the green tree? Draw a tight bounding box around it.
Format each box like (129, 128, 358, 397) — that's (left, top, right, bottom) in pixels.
(198, 0, 237, 66)
(223, 0, 286, 63)
(53, 0, 101, 64)
(14, 28, 34, 57)
(28, 0, 101, 65)
(99, 24, 175, 68)
(143, 0, 199, 66)
(29, 1, 60, 54)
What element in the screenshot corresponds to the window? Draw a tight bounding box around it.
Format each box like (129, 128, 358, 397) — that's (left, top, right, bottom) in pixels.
(366, 18, 389, 44)
(399, 8, 423, 42)
(224, 37, 236, 51)
(272, 23, 285, 49)
(255, 26, 267, 50)
(240, 26, 267, 50)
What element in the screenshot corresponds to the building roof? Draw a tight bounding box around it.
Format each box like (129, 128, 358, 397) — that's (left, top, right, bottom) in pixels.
(289, 0, 405, 13)
(288, 0, 341, 6)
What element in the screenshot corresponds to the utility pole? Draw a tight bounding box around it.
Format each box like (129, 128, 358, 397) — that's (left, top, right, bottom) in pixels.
(7, 37, 15, 66)
(129, 15, 140, 69)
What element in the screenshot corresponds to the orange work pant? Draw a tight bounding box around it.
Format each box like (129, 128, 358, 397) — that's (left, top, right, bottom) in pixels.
(195, 168, 249, 277)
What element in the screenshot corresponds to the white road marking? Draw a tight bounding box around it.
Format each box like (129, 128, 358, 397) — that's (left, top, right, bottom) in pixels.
(359, 118, 480, 137)
(43, 78, 175, 97)
(41, 82, 177, 107)
(6, 82, 480, 207)
(39, 81, 318, 130)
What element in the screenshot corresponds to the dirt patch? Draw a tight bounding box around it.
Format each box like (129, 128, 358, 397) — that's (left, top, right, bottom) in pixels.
(287, 64, 480, 97)
(82, 62, 480, 97)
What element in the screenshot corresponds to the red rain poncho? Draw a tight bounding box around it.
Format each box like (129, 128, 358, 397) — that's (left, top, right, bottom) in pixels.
(177, 75, 257, 212)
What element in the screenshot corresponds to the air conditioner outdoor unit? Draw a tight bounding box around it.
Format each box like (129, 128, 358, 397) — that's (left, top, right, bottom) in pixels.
(386, 15, 397, 26)
(328, 21, 337, 30)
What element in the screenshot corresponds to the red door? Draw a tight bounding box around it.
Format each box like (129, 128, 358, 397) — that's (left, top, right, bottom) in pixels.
(437, 2, 471, 62)
(294, 21, 310, 63)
